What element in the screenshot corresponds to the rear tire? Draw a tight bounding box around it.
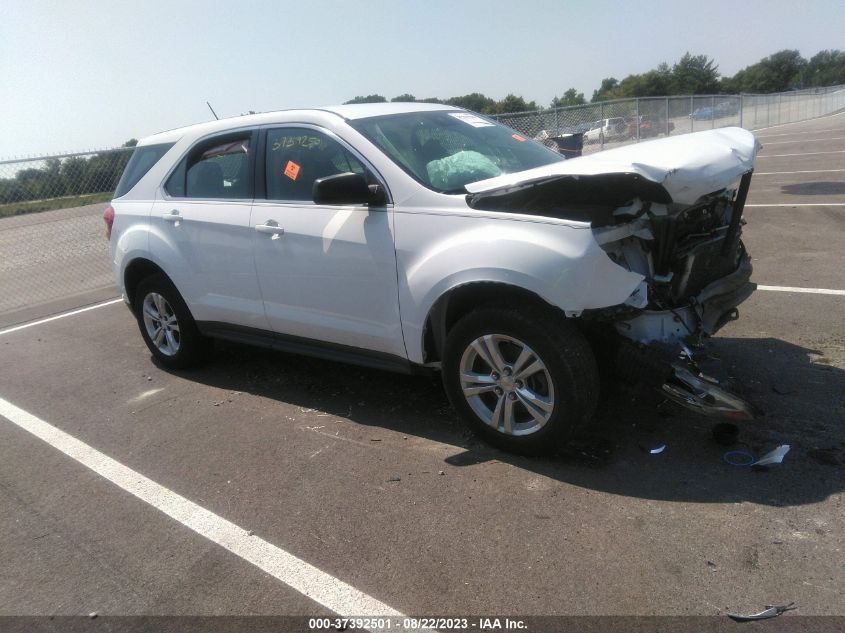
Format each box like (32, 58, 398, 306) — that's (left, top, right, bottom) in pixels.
(442, 306, 599, 455)
(134, 274, 211, 369)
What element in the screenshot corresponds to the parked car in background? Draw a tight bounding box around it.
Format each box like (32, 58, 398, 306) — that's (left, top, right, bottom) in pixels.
(625, 115, 676, 139)
(691, 106, 716, 121)
(106, 103, 760, 455)
(583, 117, 628, 144)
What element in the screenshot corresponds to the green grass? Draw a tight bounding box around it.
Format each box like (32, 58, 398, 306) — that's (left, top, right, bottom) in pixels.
(0, 192, 113, 218)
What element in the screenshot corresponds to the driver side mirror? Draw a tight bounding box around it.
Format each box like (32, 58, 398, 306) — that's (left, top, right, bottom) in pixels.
(312, 172, 386, 206)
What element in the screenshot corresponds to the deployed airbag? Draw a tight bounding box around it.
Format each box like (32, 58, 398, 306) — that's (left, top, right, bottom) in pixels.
(427, 150, 501, 190)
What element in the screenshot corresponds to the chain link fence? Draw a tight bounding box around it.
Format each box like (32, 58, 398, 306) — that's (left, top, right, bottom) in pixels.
(1, 85, 844, 324)
(0, 148, 132, 320)
(491, 84, 845, 154)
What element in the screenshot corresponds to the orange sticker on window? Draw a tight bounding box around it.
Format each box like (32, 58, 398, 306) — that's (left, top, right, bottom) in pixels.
(512, 133, 526, 142)
(284, 160, 301, 180)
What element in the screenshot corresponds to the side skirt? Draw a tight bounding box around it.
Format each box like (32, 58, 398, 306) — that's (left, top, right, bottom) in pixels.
(196, 321, 431, 375)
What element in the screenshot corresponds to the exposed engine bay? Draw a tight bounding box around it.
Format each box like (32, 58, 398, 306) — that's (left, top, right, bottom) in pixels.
(465, 128, 762, 420)
(591, 172, 759, 420)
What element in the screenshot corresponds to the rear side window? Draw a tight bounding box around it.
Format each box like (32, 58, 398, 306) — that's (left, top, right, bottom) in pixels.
(166, 134, 253, 199)
(114, 143, 174, 198)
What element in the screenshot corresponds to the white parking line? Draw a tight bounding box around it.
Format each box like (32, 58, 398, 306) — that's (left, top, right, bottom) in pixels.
(758, 285, 845, 296)
(755, 169, 845, 175)
(756, 127, 845, 139)
(745, 203, 844, 207)
(757, 150, 845, 158)
(751, 128, 842, 140)
(0, 298, 123, 336)
(752, 109, 845, 133)
(0, 397, 408, 622)
(762, 137, 845, 145)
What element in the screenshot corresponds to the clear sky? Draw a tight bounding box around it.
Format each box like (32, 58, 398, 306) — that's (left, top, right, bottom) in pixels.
(2, 0, 844, 157)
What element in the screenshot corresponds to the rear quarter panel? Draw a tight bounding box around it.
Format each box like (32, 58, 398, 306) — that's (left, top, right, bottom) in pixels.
(110, 200, 154, 298)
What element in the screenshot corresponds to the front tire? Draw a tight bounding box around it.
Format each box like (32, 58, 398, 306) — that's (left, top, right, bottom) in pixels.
(134, 274, 211, 369)
(442, 307, 599, 455)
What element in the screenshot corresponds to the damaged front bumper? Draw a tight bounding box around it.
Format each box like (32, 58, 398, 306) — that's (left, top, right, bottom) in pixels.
(615, 252, 756, 342)
(663, 353, 760, 421)
(593, 168, 761, 421)
(612, 256, 759, 420)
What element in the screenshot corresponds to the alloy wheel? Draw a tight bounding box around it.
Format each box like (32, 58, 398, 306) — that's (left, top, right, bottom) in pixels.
(142, 292, 181, 356)
(459, 334, 555, 436)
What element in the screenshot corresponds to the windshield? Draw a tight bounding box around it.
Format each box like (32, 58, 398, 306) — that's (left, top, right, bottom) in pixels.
(348, 111, 564, 193)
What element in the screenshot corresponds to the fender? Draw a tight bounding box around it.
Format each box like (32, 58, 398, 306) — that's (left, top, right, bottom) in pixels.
(395, 213, 644, 364)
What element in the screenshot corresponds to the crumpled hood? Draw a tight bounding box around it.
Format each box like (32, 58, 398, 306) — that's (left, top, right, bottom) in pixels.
(466, 127, 760, 205)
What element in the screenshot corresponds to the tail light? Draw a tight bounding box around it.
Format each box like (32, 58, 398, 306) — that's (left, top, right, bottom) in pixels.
(103, 205, 115, 239)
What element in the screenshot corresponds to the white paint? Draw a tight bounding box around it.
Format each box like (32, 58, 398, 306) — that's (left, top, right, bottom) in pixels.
(745, 203, 844, 207)
(762, 137, 845, 145)
(751, 109, 845, 133)
(755, 169, 845, 175)
(128, 388, 164, 403)
(756, 128, 845, 139)
(758, 285, 845, 296)
(0, 298, 122, 336)
(0, 397, 408, 622)
(757, 150, 845, 158)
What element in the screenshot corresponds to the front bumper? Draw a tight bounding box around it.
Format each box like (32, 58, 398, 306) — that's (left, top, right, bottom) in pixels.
(615, 253, 755, 345)
(612, 254, 759, 420)
(694, 253, 755, 335)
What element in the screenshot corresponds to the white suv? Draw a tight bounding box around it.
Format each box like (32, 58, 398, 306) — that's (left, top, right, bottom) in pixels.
(583, 117, 627, 144)
(106, 103, 760, 454)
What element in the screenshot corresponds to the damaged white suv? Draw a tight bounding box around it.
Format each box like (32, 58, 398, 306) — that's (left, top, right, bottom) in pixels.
(106, 103, 759, 454)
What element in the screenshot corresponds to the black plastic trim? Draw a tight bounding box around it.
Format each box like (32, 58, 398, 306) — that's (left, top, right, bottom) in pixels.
(196, 321, 429, 375)
(465, 172, 673, 225)
(722, 170, 752, 255)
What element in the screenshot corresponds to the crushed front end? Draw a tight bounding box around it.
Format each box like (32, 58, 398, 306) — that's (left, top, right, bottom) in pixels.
(464, 127, 763, 419)
(593, 171, 759, 419)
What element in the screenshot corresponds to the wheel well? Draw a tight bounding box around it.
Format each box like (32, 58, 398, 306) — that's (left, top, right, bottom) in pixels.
(124, 259, 167, 309)
(422, 282, 562, 363)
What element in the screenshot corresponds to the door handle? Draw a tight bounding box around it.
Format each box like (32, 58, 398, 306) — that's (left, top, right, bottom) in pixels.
(162, 210, 182, 223)
(255, 222, 284, 239)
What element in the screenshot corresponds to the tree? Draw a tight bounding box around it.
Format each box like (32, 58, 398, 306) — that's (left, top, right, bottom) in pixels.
(721, 50, 805, 93)
(445, 93, 496, 113)
(391, 94, 416, 102)
(551, 88, 586, 108)
(670, 53, 719, 94)
(343, 94, 387, 104)
(123, 138, 138, 147)
(803, 50, 845, 87)
(591, 78, 619, 102)
(492, 94, 538, 114)
(61, 157, 88, 195)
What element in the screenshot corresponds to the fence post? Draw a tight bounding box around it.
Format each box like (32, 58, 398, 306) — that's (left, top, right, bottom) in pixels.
(600, 101, 605, 150)
(665, 97, 669, 136)
(739, 94, 744, 128)
(711, 95, 716, 129)
(636, 98, 640, 142)
(690, 95, 694, 132)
